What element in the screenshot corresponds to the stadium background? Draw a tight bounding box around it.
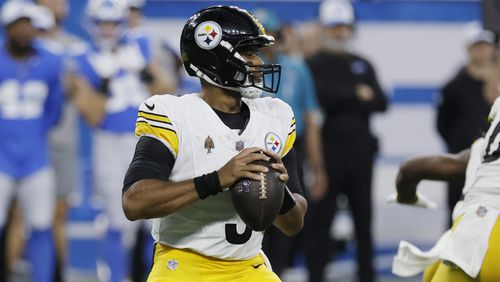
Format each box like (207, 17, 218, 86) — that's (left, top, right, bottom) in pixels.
(7, 0, 484, 281)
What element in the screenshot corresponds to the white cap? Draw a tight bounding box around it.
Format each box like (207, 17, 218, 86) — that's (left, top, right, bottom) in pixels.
(464, 21, 495, 47)
(319, 0, 355, 27)
(32, 5, 55, 30)
(85, 0, 129, 22)
(1, 0, 36, 26)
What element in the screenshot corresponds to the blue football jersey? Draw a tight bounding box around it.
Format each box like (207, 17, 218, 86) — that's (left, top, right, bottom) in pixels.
(0, 42, 64, 178)
(126, 28, 152, 65)
(71, 35, 151, 133)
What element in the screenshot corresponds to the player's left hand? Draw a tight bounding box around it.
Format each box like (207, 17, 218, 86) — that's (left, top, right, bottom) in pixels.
(263, 149, 289, 183)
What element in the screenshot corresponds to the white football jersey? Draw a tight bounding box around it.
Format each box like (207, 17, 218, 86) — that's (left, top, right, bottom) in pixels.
(461, 137, 483, 196)
(463, 97, 500, 209)
(135, 93, 296, 260)
(453, 137, 484, 220)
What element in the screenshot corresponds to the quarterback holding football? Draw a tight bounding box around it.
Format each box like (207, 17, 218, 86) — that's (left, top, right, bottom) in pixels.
(122, 5, 307, 281)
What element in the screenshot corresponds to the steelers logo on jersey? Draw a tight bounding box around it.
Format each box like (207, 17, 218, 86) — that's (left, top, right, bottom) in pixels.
(195, 21, 222, 50)
(265, 132, 282, 153)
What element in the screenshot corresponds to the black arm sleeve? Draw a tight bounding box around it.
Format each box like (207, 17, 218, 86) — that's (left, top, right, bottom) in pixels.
(282, 148, 304, 196)
(360, 62, 388, 113)
(123, 136, 175, 193)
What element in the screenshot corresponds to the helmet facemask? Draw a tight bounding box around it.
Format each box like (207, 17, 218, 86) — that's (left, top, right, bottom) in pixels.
(236, 64, 281, 99)
(230, 46, 281, 99)
(191, 36, 281, 99)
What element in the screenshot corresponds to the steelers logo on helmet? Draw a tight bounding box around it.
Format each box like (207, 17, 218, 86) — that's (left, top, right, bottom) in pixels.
(194, 21, 222, 50)
(265, 132, 282, 153)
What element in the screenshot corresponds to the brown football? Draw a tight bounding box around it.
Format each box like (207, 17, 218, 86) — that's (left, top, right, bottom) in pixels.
(231, 160, 285, 231)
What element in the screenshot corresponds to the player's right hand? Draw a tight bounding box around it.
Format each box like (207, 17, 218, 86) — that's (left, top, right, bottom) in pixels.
(395, 170, 419, 204)
(217, 147, 270, 188)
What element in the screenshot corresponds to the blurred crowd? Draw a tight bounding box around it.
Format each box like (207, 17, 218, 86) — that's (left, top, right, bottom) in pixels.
(0, 0, 498, 282)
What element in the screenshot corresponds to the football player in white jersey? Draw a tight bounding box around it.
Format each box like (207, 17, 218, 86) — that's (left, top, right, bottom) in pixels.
(392, 97, 500, 281)
(122, 5, 308, 282)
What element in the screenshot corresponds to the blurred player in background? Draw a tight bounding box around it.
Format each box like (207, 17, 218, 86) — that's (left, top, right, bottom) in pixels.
(296, 22, 323, 59)
(2, 4, 66, 281)
(0, 1, 64, 281)
(305, 0, 388, 281)
(32, 5, 56, 43)
(125, 0, 150, 61)
(66, 0, 169, 281)
(122, 5, 307, 281)
(437, 22, 500, 225)
(35, 0, 82, 47)
(393, 98, 500, 282)
(127, 0, 144, 31)
(32, 1, 86, 280)
(159, 41, 200, 95)
(252, 7, 327, 277)
(125, 0, 173, 97)
(32, 0, 88, 279)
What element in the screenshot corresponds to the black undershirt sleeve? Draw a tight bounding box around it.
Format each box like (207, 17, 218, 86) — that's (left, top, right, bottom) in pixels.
(282, 148, 303, 196)
(123, 136, 175, 193)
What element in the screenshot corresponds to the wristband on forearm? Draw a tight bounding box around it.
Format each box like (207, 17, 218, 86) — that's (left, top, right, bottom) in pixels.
(279, 186, 297, 215)
(194, 171, 222, 199)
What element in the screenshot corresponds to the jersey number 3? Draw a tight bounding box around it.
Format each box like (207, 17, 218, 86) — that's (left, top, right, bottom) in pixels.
(225, 223, 251, 244)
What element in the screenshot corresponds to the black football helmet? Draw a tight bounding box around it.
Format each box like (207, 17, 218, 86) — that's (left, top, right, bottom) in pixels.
(180, 5, 281, 98)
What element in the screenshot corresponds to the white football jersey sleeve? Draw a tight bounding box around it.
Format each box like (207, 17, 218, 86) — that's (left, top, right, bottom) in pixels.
(135, 95, 179, 157)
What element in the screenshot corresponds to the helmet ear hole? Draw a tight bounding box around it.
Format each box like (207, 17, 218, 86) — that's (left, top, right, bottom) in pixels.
(234, 71, 246, 83)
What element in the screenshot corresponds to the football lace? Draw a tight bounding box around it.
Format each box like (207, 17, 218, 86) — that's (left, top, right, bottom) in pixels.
(259, 171, 267, 199)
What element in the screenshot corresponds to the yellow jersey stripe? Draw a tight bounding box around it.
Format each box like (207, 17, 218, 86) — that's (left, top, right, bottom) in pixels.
(136, 121, 179, 155)
(282, 129, 296, 157)
(138, 111, 172, 125)
(137, 120, 176, 133)
(136, 117, 175, 132)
